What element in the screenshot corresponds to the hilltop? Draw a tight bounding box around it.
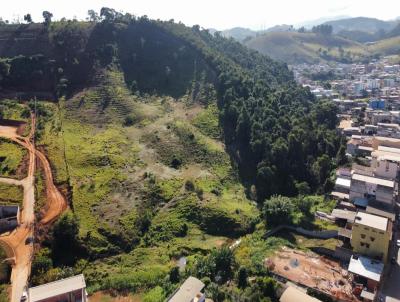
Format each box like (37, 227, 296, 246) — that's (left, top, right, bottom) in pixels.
(323, 16, 398, 34)
(0, 11, 341, 301)
(244, 30, 400, 64)
(244, 31, 368, 64)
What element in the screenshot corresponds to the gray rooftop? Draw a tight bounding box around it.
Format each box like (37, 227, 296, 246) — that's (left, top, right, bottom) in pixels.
(168, 277, 205, 302)
(28, 274, 86, 302)
(348, 255, 383, 282)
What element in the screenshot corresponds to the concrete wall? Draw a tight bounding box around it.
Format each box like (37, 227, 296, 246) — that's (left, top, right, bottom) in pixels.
(351, 222, 390, 262)
(373, 160, 398, 179)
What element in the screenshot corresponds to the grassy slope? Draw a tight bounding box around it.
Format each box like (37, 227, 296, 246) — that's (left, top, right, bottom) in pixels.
(0, 140, 26, 179)
(0, 183, 23, 205)
(38, 68, 256, 294)
(368, 36, 400, 56)
(245, 32, 368, 63)
(245, 31, 400, 64)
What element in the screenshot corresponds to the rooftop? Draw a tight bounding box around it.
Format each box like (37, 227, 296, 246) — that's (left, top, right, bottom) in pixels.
(168, 277, 205, 302)
(352, 173, 395, 188)
(354, 212, 388, 231)
(280, 286, 321, 302)
(377, 145, 400, 154)
(28, 274, 86, 302)
(366, 206, 396, 221)
(331, 209, 356, 222)
(348, 255, 384, 282)
(335, 177, 351, 188)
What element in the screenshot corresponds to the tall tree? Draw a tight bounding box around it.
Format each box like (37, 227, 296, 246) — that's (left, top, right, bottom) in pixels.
(42, 11, 53, 26)
(87, 9, 100, 22)
(23, 14, 32, 23)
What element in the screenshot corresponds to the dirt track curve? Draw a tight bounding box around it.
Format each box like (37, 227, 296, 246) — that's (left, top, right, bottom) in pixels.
(0, 113, 68, 302)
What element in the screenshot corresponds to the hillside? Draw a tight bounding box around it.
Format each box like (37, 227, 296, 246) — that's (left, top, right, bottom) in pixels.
(0, 13, 341, 301)
(323, 17, 397, 34)
(245, 31, 368, 64)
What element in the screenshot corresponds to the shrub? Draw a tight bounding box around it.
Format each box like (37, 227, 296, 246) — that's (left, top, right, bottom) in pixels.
(263, 195, 294, 227)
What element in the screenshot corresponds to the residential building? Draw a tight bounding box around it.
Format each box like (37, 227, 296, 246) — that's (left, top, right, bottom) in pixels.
(349, 173, 396, 206)
(348, 255, 384, 301)
(27, 274, 87, 302)
(371, 147, 400, 179)
(369, 99, 385, 110)
(351, 212, 392, 262)
(167, 277, 205, 302)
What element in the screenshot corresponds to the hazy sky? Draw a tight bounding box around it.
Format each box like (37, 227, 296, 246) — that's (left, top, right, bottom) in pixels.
(2, 0, 400, 30)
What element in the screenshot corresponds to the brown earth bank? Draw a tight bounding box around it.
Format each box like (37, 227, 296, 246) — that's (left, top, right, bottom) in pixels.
(89, 291, 141, 302)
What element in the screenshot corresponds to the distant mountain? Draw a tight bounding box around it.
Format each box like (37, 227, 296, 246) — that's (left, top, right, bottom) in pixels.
(387, 22, 400, 38)
(265, 24, 294, 32)
(218, 25, 295, 42)
(220, 27, 258, 41)
(296, 15, 350, 29)
(245, 31, 367, 64)
(323, 17, 397, 34)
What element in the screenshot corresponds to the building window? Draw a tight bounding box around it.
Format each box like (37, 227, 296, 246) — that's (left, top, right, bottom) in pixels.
(364, 227, 369, 231)
(366, 243, 370, 248)
(361, 234, 366, 239)
(360, 242, 365, 247)
(370, 237, 375, 242)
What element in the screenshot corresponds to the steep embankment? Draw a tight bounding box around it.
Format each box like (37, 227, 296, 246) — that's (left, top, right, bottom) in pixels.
(245, 31, 368, 63)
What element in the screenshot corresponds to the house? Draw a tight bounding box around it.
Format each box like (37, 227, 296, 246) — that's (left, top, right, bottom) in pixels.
(349, 173, 396, 207)
(376, 123, 400, 138)
(369, 99, 385, 110)
(333, 177, 351, 199)
(27, 274, 87, 302)
(167, 277, 205, 302)
(371, 136, 400, 150)
(343, 127, 362, 136)
(371, 147, 400, 179)
(348, 255, 384, 301)
(351, 212, 392, 262)
(346, 136, 373, 156)
(279, 286, 321, 302)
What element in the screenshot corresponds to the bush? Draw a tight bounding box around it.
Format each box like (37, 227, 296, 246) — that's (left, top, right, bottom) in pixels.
(143, 286, 165, 302)
(237, 266, 248, 288)
(52, 211, 83, 265)
(123, 115, 135, 126)
(170, 156, 182, 169)
(184, 180, 195, 191)
(169, 266, 180, 283)
(263, 195, 294, 227)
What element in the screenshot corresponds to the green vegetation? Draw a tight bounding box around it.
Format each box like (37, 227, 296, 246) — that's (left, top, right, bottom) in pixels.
(0, 10, 345, 300)
(0, 183, 23, 205)
(245, 31, 368, 64)
(192, 103, 221, 139)
(0, 140, 26, 178)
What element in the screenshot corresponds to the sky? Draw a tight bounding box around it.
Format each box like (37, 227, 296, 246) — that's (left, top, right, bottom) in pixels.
(2, 0, 400, 30)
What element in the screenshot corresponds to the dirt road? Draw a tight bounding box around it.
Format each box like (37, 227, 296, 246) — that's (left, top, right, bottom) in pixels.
(0, 112, 67, 302)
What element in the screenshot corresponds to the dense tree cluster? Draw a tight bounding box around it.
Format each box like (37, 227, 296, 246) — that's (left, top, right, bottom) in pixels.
(312, 24, 333, 35)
